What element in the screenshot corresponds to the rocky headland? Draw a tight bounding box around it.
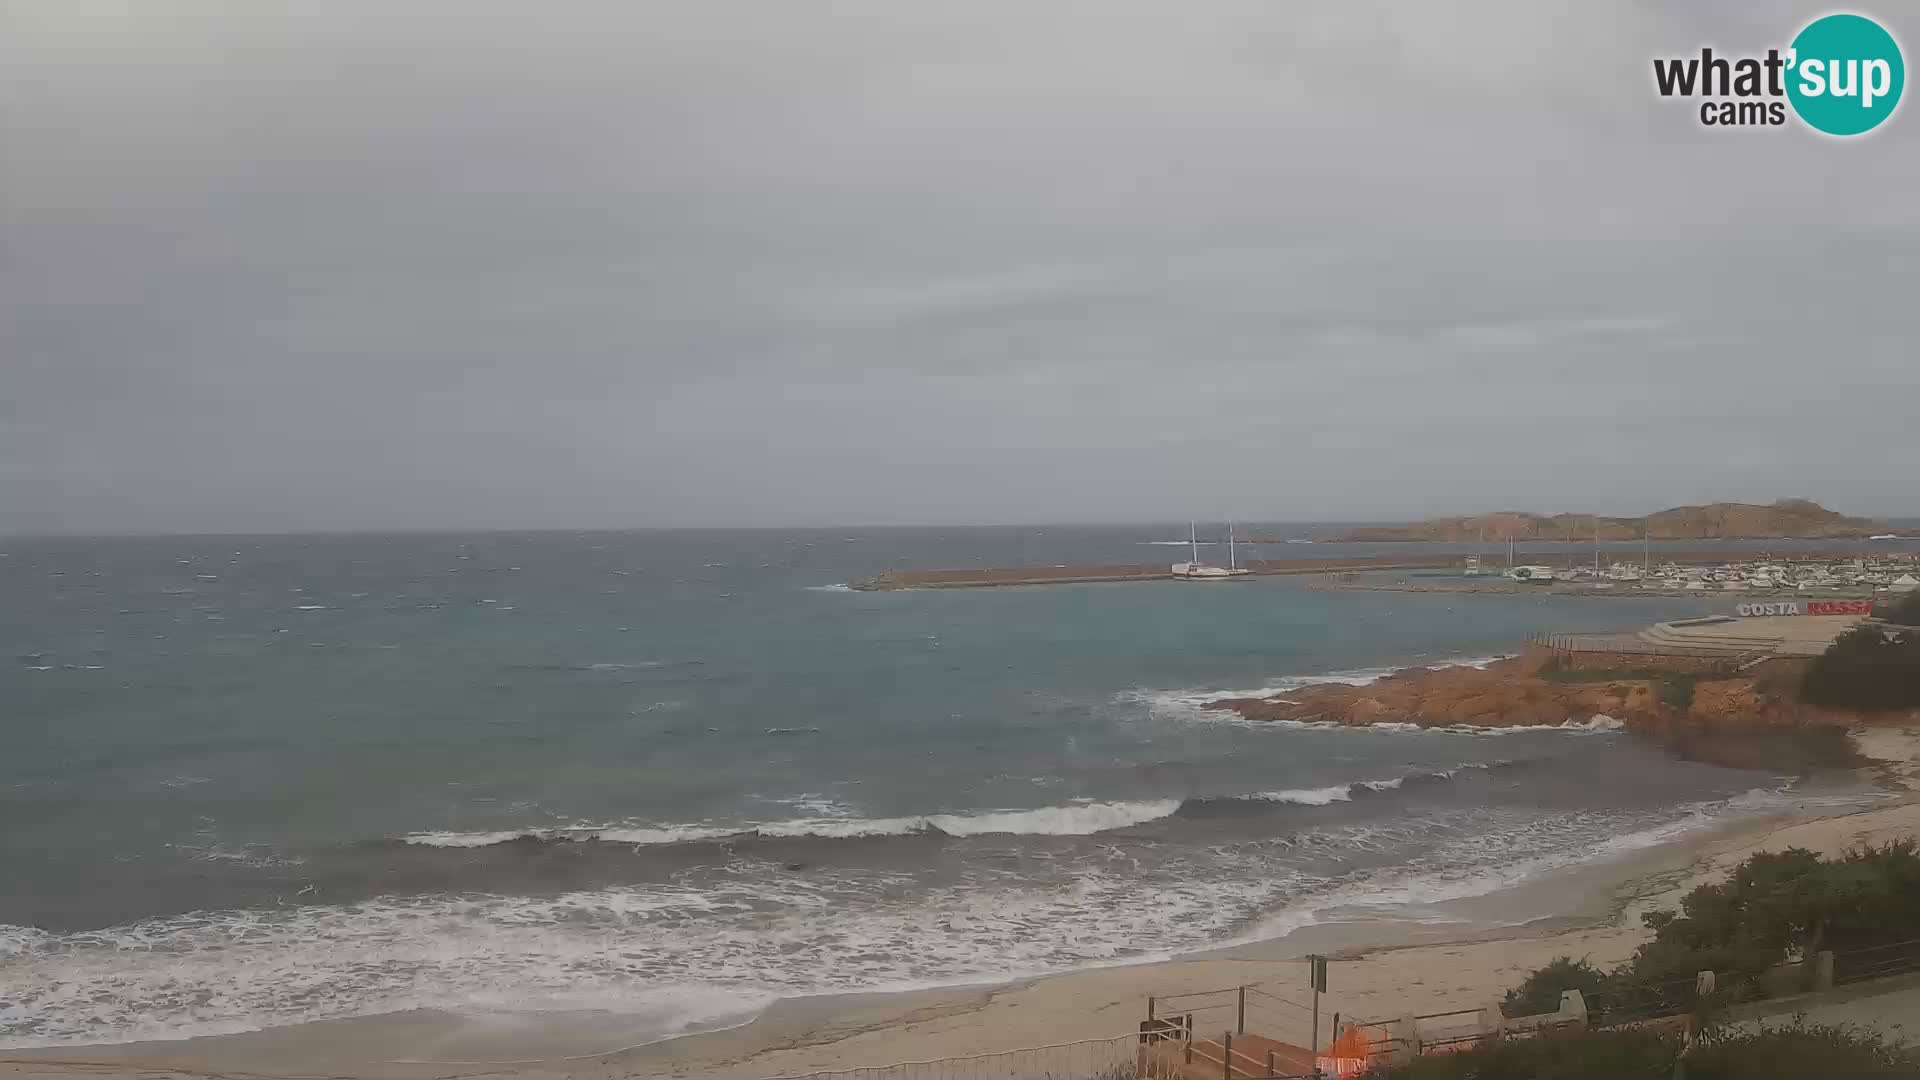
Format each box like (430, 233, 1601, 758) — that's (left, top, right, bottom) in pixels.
(1208, 647, 1916, 771)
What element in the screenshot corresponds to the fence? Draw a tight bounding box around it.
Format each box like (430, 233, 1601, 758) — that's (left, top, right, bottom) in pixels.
(1832, 937, 1920, 986)
(1146, 985, 1318, 1045)
(750, 940, 1920, 1080)
(1346, 937, 1920, 1069)
(1523, 634, 1752, 673)
(1138, 984, 1323, 1078)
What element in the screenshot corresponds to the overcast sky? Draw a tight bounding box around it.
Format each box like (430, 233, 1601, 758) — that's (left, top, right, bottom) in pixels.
(4, 0, 1918, 533)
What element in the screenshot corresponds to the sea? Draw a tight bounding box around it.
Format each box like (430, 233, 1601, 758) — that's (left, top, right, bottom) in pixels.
(1, 525, 1904, 1048)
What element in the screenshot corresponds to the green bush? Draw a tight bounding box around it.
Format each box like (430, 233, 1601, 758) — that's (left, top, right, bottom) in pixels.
(1658, 674, 1698, 711)
(1502, 957, 1611, 1019)
(1684, 1022, 1920, 1079)
(1800, 624, 1920, 712)
(1362, 1023, 1920, 1079)
(1878, 591, 1920, 625)
(1364, 1026, 1674, 1080)
(1501, 844, 1920, 1023)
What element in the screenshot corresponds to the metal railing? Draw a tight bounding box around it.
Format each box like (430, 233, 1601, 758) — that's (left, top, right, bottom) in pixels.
(1832, 937, 1920, 986)
(1139, 984, 1323, 1079)
(1146, 983, 1318, 1048)
(1346, 937, 1920, 1068)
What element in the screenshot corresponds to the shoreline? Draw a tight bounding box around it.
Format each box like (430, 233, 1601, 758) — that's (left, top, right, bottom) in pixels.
(7, 765, 1914, 1080)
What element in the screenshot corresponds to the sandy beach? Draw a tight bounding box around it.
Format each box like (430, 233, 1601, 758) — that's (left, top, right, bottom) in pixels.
(6, 724, 1916, 1080)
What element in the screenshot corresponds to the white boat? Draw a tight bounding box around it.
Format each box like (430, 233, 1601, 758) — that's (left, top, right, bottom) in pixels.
(1171, 522, 1251, 580)
(1870, 534, 1905, 541)
(1507, 565, 1556, 583)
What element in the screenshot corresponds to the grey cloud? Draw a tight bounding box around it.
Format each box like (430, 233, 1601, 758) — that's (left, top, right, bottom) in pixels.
(2, 0, 1917, 532)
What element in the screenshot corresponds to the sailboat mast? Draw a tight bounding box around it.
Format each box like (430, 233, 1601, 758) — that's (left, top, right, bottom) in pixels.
(1227, 522, 1236, 571)
(1190, 521, 1200, 565)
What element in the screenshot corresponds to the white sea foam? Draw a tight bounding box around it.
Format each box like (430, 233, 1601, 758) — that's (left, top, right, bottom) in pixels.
(5, 784, 1817, 1052)
(1252, 768, 1466, 805)
(752, 799, 1186, 839)
(1253, 784, 1359, 806)
(0, 851, 1308, 1048)
(1139, 654, 1512, 717)
(1239, 786, 1804, 943)
(805, 583, 854, 592)
(1136, 656, 1649, 738)
(400, 829, 539, 848)
(592, 825, 742, 845)
(399, 798, 1187, 849)
(398, 765, 1494, 851)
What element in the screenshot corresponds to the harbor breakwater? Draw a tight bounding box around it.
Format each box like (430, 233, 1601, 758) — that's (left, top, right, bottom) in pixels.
(848, 556, 1464, 590)
(849, 545, 1911, 591)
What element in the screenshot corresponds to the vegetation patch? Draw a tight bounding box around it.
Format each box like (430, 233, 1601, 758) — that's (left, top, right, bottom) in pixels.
(1363, 1023, 1920, 1079)
(1499, 843, 1920, 1026)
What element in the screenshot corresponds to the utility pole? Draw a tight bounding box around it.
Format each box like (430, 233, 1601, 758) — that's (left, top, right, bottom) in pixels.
(1308, 955, 1328, 1065)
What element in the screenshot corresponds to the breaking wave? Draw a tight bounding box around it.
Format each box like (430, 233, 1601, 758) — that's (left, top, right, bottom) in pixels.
(1138, 655, 1512, 714)
(397, 767, 1491, 850)
(400, 798, 1186, 848)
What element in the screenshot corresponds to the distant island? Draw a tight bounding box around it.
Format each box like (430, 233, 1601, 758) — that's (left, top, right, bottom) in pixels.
(1337, 499, 1886, 542)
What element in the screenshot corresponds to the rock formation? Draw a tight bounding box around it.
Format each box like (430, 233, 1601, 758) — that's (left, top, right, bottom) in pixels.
(1208, 648, 1911, 771)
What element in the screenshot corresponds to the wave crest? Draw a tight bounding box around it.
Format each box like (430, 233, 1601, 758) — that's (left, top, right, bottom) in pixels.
(397, 767, 1493, 849)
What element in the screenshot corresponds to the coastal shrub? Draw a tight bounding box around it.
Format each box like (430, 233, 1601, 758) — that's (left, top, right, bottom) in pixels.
(1685, 1022, 1920, 1079)
(1361, 1024, 1920, 1079)
(1361, 1026, 1676, 1080)
(1877, 590, 1920, 625)
(1502, 844, 1920, 1022)
(1501, 956, 1611, 1019)
(1657, 674, 1698, 711)
(1800, 623, 1920, 712)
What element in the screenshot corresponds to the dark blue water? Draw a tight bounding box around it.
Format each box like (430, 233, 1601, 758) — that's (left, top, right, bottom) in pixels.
(0, 527, 1834, 1046)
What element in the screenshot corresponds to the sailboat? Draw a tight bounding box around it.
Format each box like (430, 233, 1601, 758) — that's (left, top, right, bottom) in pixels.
(1171, 522, 1252, 580)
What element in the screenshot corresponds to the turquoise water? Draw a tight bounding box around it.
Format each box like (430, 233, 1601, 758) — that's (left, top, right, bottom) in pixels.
(0, 527, 1788, 1046)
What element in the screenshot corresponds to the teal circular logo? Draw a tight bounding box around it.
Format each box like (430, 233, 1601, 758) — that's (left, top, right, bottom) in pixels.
(1786, 13, 1905, 136)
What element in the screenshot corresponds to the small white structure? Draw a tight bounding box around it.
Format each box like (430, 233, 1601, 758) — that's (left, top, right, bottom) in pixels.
(1892, 574, 1920, 593)
(1507, 565, 1556, 583)
(1170, 521, 1250, 580)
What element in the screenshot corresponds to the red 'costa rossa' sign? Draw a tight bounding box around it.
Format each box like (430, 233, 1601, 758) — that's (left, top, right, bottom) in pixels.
(1807, 600, 1874, 616)
(1740, 600, 1874, 617)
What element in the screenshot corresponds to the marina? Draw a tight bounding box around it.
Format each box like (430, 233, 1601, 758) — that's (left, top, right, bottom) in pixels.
(851, 545, 1920, 594)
